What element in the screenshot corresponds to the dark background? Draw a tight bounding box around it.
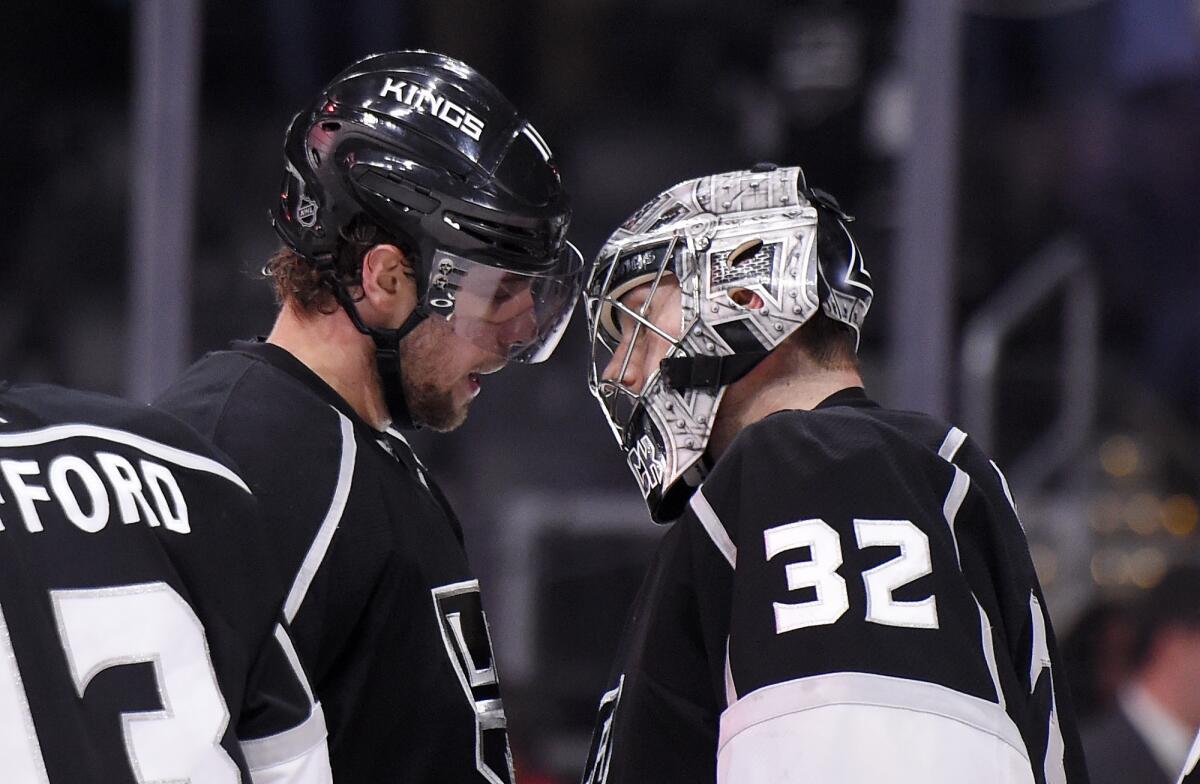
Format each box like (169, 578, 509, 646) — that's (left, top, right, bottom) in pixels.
(4, 1, 1199, 779)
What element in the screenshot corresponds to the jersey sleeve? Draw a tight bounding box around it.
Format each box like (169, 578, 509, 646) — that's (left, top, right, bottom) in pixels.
(237, 622, 332, 784)
(684, 417, 1041, 784)
(148, 452, 334, 784)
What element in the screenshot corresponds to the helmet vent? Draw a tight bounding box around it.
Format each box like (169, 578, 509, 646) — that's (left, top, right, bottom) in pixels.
(728, 288, 764, 309)
(321, 122, 341, 132)
(728, 239, 764, 266)
(447, 212, 547, 260)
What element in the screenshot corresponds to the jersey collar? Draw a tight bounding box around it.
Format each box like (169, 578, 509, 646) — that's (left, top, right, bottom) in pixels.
(753, 386, 876, 432)
(231, 341, 468, 544)
(814, 385, 876, 410)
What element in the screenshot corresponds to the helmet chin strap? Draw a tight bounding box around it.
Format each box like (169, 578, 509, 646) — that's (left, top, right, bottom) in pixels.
(658, 351, 768, 391)
(319, 263, 429, 430)
(365, 309, 427, 432)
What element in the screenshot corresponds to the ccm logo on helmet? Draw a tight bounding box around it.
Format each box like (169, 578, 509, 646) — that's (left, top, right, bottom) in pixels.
(379, 77, 487, 141)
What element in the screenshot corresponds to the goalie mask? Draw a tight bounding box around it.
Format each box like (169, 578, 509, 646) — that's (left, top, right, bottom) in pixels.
(585, 164, 873, 522)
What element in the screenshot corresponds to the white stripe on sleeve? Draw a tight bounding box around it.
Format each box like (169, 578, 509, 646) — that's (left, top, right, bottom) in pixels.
(283, 410, 356, 622)
(240, 702, 332, 784)
(273, 624, 314, 706)
(718, 672, 1033, 784)
(937, 426, 967, 462)
(689, 487, 737, 568)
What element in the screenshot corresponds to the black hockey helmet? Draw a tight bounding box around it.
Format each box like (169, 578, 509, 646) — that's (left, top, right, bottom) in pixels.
(275, 49, 572, 275)
(273, 49, 581, 346)
(272, 50, 583, 425)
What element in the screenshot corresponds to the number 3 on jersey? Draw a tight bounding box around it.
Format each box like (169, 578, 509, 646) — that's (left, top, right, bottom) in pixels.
(764, 518, 938, 633)
(0, 582, 238, 783)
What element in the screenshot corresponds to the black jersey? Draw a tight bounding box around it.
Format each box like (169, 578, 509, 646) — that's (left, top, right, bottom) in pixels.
(0, 382, 330, 783)
(157, 340, 514, 783)
(582, 388, 1089, 784)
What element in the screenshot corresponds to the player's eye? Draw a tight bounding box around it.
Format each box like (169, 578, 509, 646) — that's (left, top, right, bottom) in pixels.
(491, 279, 530, 306)
(614, 308, 638, 339)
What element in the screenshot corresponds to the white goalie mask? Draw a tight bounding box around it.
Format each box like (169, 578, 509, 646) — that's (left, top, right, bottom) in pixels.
(585, 165, 873, 522)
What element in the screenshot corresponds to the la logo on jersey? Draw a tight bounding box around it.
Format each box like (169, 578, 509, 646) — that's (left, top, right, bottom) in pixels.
(432, 580, 514, 784)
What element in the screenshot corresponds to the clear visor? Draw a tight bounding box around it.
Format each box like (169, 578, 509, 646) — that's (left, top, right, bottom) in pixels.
(428, 242, 585, 364)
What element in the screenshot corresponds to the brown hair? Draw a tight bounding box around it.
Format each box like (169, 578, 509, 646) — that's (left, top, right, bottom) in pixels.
(791, 311, 860, 371)
(263, 217, 411, 314)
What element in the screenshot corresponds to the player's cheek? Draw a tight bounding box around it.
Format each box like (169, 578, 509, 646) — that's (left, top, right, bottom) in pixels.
(648, 333, 672, 376)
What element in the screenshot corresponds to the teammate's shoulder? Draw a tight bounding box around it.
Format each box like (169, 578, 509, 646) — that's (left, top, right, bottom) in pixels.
(762, 396, 967, 458)
(695, 393, 965, 521)
(158, 342, 338, 433)
(4, 381, 182, 436)
(0, 381, 119, 428)
(716, 398, 889, 477)
(159, 343, 275, 405)
(157, 345, 357, 504)
(0, 381, 245, 477)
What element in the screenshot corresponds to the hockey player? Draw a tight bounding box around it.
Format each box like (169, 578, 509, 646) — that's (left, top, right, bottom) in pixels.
(0, 381, 331, 783)
(580, 164, 1089, 782)
(157, 51, 582, 782)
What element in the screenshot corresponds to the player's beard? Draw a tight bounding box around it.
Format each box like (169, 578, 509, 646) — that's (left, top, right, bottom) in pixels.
(396, 317, 471, 432)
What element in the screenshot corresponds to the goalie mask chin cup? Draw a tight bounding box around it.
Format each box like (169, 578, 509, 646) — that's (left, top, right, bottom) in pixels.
(586, 165, 873, 522)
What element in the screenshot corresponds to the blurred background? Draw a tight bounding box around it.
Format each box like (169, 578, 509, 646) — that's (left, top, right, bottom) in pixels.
(4, 0, 1200, 780)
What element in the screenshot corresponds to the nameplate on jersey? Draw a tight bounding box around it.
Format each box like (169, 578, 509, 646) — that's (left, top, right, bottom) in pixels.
(0, 451, 188, 535)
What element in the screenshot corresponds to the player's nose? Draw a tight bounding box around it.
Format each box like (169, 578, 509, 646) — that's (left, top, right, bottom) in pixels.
(501, 309, 538, 346)
(602, 339, 644, 392)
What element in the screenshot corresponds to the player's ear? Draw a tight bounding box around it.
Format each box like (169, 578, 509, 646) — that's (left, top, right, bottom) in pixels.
(361, 244, 418, 318)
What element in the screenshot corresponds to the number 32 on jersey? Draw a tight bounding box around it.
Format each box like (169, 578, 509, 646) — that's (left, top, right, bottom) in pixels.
(764, 517, 938, 633)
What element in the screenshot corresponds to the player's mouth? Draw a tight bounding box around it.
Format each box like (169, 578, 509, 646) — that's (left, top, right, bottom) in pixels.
(466, 361, 505, 397)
